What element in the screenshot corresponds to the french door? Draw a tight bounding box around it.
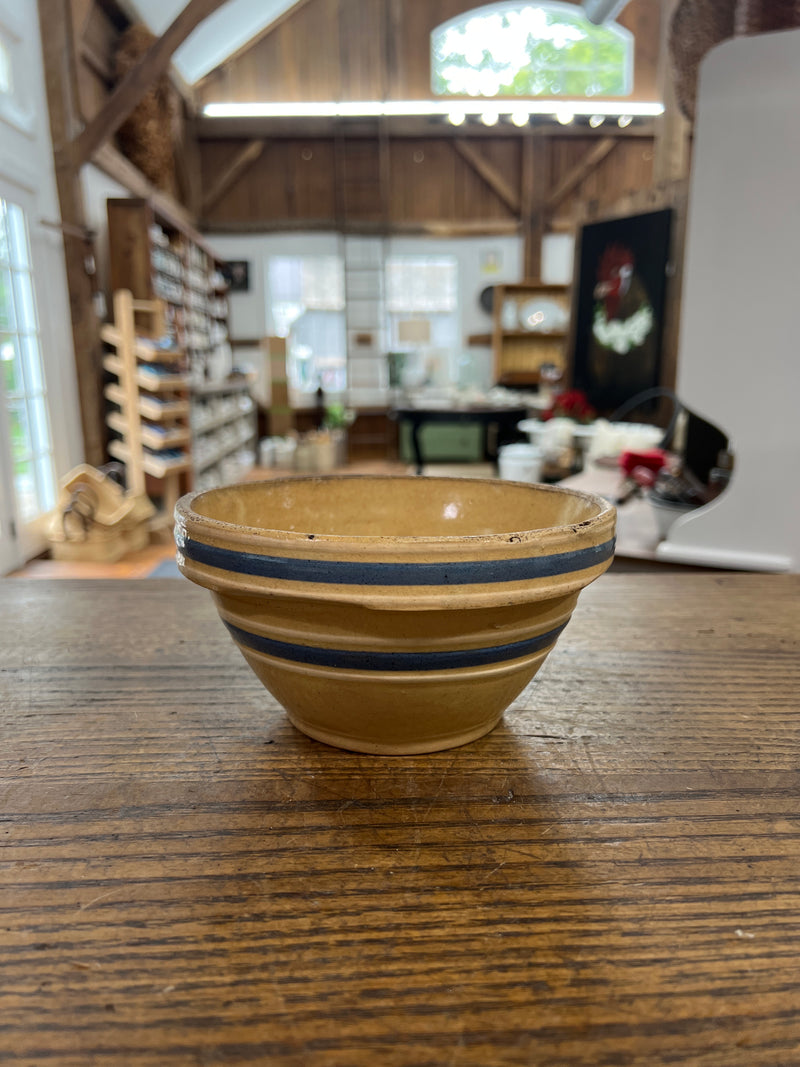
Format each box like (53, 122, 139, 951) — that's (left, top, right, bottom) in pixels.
(0, 181, 57, 572)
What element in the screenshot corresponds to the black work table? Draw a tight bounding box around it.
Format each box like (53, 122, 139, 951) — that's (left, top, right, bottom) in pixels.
(392, 404, 528, 472)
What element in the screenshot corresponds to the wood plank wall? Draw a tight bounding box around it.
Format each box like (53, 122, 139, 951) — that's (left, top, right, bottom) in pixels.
(190, 0, 663, 233)
(198, 133, 656, 232)
(67, 0, 666, 235)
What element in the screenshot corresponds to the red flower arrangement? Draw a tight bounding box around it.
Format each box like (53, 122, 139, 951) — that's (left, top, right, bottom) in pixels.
(541, 389, 596, 424)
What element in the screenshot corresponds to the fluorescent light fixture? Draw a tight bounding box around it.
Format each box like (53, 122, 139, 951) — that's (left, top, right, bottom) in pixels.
(203, 99, 665, 120)
(589, 114, 605, 128)
(618, 114, 633, 127)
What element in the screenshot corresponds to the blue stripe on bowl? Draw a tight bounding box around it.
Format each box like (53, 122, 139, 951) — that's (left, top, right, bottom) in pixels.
(179, 533, 614, 586)
(224, 619, 568, 672)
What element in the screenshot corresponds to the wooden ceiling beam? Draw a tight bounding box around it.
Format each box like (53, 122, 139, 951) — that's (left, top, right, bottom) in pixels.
(453, 139, 521, 216)
(546, 137, 617, 210)
(201, 138, 266, 214)
(92, 142, 201, 239)
(72, 0, 230, 166)
(201, 217, 522, 236)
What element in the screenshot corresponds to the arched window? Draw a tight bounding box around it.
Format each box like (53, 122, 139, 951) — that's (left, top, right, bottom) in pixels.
(431, 2, 632, 98)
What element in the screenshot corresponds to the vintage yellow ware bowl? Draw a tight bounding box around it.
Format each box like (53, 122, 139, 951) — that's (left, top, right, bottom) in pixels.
(174, 476, 616, 755)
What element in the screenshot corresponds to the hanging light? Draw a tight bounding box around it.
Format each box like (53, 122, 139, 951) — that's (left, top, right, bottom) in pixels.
(554, 106, 574, 125)
(589, 114, 605, 128)
(480, 109, 499, 126)
(510, 109, 529, 127)
(618, 114, 633, 128)
(447, 109, 466, 126)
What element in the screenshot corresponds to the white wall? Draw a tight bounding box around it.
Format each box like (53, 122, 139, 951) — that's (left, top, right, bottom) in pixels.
(209, 232, 344, 341)
(81, 164, 131, 311)
(209, 230, 571, 343)
(386, 233, 524, 341)
(206, 230, 531, 398)
(207, 233, 344, 406)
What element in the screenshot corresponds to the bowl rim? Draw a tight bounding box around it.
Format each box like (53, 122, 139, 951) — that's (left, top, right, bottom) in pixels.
(175, 474, 615, 549)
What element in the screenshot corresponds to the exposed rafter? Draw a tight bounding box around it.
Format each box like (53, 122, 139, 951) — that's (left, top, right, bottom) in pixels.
(453, 140, 521, 215)
(72, 0, 230, 166)
(546, 137, 617, 210)
(201, 139, 266, 214)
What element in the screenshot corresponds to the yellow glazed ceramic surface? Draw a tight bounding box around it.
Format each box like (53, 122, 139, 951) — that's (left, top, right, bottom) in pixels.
(174, 476, 616, 754)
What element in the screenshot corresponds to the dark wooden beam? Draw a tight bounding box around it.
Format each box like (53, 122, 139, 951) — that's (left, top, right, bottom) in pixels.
(333, 127, 347, 229)
(546, 138, 617, 211)
(178, 117, 204, 218)
(38, 0, 105, 466)
(201, 217, 522, 236)
(72, 0, 230, 166)
(523, 132, 548, 280)
(453, 139, 521, 215)
(195, 114, 656, 140)
(654, 0, 690, 184)
(201, 139, 266, 215)
(92, 142, 198, 234)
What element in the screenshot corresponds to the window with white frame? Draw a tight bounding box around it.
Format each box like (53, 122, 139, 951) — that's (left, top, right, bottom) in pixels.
(385, 254, 458, 346)
(267, 255, 347, 394)
(385, 255, 459, 387)
(0, 197, 56, 524)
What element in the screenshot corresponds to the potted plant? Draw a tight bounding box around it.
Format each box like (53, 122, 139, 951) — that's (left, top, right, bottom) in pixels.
(322, 403, 355, 469)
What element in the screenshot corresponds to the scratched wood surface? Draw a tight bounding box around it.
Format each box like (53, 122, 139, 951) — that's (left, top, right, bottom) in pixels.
(2, 575, 799, 1066)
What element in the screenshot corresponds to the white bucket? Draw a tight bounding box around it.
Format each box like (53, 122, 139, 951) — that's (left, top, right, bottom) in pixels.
(258, 438, 276, 467)
(272, 438, 297, 469)
(498, 443, 544, 483)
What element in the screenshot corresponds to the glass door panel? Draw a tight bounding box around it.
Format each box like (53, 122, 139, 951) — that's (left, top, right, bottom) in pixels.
(0, 191, 57, 570)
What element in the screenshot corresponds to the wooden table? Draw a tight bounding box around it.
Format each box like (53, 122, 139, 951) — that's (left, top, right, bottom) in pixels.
(3, 575, 799, 1065)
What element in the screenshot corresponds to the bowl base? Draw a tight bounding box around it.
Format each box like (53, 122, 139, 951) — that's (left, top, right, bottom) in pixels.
(285, 710, 504, 755)
(237, 644, 548, 756)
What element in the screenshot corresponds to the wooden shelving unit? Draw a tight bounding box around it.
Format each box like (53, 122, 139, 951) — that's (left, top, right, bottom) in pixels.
(102, 290, 192, 524)
(106, 198, 256, 492)
(190, 377, 257, 489)
(492, 282, 571, 387)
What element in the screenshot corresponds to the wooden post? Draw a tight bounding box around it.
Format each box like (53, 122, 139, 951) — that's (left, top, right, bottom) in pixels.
(37, 0, 105, 466)
(522, 132, 549, 281)
(654, 0, 691, 184)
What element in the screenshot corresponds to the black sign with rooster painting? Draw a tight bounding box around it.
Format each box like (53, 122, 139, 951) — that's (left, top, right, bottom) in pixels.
(572, 209, 672, 416)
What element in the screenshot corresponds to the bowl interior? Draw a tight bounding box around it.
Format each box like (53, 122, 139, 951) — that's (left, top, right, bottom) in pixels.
(188, 476, 607, 540)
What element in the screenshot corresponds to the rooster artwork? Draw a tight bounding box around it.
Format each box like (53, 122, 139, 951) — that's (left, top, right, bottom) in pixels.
(588, 241, 657, 411)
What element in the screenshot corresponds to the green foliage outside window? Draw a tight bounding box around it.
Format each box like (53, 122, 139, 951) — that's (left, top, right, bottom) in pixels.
(432, 2, 632, 98)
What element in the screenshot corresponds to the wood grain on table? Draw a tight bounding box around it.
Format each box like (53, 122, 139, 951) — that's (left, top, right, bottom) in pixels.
(1, 575, 799, 1066)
